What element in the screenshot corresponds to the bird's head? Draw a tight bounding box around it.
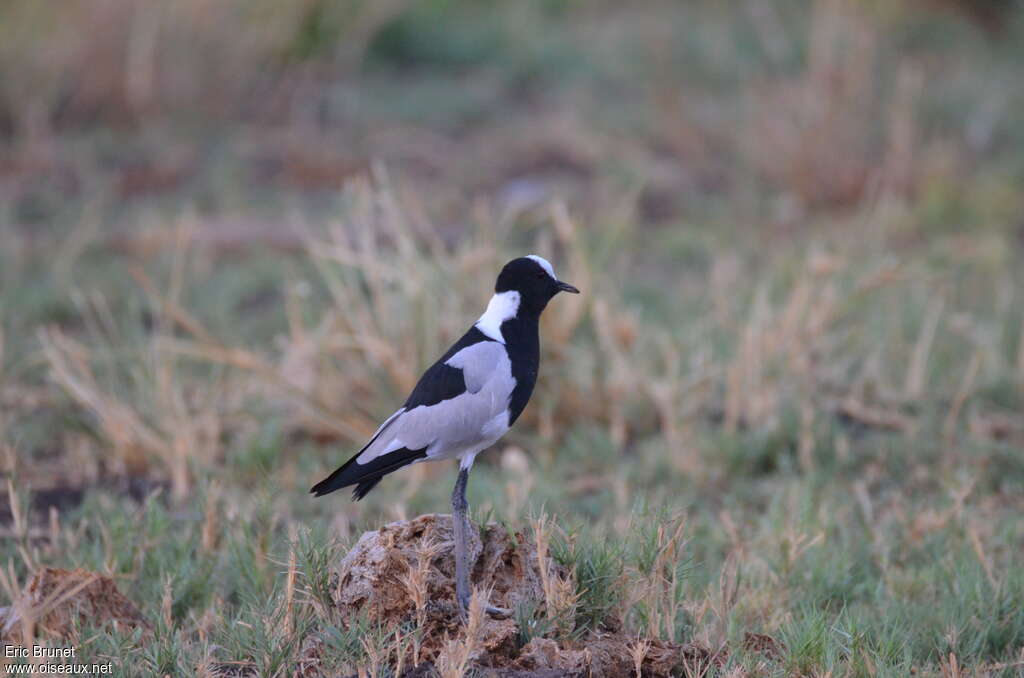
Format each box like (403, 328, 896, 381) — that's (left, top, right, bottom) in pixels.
(494, 255, 579, 315)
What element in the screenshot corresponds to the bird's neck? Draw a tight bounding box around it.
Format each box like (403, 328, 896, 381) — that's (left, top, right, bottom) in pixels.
(475, 291, 520, 343)
(498, 313, 540, 355)
(475, 291, 544, 349)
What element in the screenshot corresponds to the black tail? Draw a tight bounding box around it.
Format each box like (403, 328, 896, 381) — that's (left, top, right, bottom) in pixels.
(310, 446, 428, 501)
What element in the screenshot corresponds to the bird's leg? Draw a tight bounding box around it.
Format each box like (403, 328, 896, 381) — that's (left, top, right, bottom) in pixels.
(450, 467, 511, 619)
(451, 467, 472, 613)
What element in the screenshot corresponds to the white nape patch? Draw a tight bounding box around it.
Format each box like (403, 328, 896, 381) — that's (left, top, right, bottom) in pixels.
(526, 254, 556, 280)
(475, 290, 520, 343)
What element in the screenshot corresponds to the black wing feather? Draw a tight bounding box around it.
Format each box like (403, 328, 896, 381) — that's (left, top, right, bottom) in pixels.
(403, 363, 466, 409)
(310, 446, 428, 499)
(403, 326, 492, 408)
(310, 327, 494, 501)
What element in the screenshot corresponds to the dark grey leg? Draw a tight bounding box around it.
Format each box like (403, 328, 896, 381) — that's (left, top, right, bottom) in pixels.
(450, 466, 510, 619)
(451, 467, 472, 612)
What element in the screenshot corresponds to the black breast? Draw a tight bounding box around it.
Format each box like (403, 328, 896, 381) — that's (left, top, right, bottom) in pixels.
(500, 315, 541, 424)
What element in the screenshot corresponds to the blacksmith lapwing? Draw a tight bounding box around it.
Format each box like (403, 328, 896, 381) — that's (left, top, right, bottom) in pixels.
(311, 255, 579, 613)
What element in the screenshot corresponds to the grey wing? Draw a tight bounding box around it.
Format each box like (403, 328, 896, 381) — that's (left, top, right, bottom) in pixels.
(357, 342, 515, 463)
(444, 341, 508, 393)
(367, 407, 405, 442)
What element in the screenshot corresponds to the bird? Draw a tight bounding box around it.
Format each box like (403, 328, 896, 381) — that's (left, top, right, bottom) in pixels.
(311, 255, 579, 613)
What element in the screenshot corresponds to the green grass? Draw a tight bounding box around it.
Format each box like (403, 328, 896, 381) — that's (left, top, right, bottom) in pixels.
(3, 1, 1024, 675)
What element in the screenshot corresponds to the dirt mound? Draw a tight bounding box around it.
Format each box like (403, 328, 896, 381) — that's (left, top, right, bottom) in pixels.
(319, 514, 714, 677)
(1, 567, 151, 641)
(330, 513, 553, 666)
(334, 512, 554, 615)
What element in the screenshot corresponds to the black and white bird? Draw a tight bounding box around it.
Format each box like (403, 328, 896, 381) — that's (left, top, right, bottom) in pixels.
(311, 255, 578, 612)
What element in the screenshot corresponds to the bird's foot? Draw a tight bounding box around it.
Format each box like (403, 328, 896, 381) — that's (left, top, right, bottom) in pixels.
(485, 605, 511, 619)
(456, 591, 471, 616)
(455, 593, 511, 620)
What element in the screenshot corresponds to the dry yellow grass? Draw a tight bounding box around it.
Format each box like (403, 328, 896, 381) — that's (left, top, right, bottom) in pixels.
(1, 1, 1022, 674)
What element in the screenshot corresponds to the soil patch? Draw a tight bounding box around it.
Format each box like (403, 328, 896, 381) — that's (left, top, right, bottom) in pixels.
(1, 567, 150, 642)
(307, 514, 715, 677)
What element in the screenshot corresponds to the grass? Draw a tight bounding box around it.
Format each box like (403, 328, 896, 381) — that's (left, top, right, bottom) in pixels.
(3, 193, 1021, 675)
(3, 0, 1024, 676)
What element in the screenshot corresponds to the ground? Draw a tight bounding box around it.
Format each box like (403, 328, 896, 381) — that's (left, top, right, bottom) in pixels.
(1, 1, 1024, 676)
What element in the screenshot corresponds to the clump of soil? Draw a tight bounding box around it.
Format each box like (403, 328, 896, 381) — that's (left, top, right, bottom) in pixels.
(318, 514, 714, 678)
(330, 513, 554, 666)
(1, 567, 151, 641)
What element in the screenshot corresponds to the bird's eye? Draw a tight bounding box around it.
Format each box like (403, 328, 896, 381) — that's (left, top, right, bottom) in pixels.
(536, 272, 545, 279)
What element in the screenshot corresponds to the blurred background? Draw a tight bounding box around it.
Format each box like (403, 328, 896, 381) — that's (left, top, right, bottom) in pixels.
(2, 0, 1024, 674)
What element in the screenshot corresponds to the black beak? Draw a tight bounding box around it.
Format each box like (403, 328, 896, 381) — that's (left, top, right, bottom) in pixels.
(556, 280, 580, 294)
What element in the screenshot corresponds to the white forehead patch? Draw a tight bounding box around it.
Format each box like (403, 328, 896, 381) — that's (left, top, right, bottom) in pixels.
(526, 254, 556, 280)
